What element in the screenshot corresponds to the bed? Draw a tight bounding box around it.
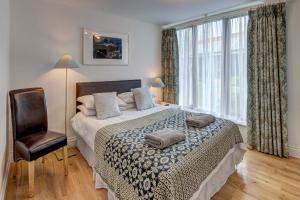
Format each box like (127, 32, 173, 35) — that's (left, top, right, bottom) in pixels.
(71, 79, 245, 200)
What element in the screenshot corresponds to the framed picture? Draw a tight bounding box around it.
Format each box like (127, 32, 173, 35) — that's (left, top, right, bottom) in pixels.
(83, 28, 129, 65)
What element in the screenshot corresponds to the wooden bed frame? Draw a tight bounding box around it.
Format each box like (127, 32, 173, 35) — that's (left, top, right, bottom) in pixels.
(75, 79, 141, 112)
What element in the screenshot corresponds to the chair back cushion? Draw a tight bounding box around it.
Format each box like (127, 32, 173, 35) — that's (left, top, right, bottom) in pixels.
(10, 88, 48, 140)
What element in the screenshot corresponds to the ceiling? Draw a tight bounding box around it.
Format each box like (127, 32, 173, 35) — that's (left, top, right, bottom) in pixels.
(89, 0, 255, 25)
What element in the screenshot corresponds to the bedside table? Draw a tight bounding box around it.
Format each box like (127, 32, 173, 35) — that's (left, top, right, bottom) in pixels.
(160, 102, 181, 109)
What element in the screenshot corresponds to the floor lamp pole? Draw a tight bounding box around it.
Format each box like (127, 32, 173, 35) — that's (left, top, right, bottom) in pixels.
(65, 67, 68, 138)
(54, 54, 79, 160)
(64, 67, 77, 157)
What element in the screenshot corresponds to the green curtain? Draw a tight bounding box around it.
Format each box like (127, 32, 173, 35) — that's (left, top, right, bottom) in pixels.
(161, 29, 179, 104)
(247, 3, 288, 157)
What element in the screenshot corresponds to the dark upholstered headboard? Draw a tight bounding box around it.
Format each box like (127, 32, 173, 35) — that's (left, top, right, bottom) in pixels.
(76, 79, 141, 112)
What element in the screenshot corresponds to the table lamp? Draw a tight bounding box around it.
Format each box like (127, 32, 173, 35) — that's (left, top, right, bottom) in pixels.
(151, 77, 165, 103)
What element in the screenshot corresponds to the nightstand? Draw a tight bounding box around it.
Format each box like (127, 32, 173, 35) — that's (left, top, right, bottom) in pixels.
(160, 102, 181, 109)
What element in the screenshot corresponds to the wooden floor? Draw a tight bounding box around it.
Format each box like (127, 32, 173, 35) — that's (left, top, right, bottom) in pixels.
(5, 148, 300, 200)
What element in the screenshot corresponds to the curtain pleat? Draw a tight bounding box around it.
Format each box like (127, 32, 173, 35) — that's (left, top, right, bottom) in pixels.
(161, 29, 179, 104)
(247, 2, 288, 157)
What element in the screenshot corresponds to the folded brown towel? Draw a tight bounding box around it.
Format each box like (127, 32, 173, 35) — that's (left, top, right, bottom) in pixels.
(186, 114, 215, 128)
(145, 129, 185, 149)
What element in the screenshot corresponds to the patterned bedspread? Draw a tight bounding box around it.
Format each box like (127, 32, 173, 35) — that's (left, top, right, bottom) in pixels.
(94, 108, 243, 200)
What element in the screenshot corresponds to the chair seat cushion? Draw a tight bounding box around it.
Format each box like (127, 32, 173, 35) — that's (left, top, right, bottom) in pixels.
(15, 130, 67, 161)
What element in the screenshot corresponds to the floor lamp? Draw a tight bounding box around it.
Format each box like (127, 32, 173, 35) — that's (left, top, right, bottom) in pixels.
(54, 54, 80, 159)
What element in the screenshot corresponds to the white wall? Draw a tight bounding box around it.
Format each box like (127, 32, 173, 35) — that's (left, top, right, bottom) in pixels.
(10, 0, 162, 142)
(287, 0, 300, 158)
(0, 0, 10, 198)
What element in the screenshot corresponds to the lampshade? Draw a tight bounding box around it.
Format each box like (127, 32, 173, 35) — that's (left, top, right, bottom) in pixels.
(151, 78, 165, 88)
(54, 54, 80, 69)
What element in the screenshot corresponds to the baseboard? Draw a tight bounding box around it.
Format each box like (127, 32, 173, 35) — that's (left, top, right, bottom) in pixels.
(289, 146, 300, 159)
(68, 136, 77, 147)
(0, 158, 11, 200)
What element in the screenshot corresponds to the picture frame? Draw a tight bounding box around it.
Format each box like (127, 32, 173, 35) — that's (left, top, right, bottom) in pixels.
(83, 28, 129, 65)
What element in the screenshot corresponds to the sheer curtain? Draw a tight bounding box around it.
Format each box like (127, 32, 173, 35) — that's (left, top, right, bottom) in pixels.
(177, 28, 193, 107)
(177, 16, 248, 124)
(226, 16, 248, 123)
(195, 20, 224, 115)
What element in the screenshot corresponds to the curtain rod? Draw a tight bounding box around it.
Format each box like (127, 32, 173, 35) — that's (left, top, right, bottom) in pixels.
(162, 0, 265, 30)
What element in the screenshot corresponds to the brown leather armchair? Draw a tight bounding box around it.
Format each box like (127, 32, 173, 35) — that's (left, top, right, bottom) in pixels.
(9, 88, 68, 197)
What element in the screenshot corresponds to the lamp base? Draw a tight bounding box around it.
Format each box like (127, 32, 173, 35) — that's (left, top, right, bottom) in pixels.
(54, 147, 77, 161)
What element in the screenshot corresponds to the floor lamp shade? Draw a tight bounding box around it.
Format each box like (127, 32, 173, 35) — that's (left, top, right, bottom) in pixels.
(54, 54, 80, 69)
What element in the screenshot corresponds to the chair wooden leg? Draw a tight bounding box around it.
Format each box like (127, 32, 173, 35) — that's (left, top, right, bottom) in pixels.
(28, 161, 35, 198)
(12, 162, 18, 179)
(42, 156, 45, 163)
(63, 146, 68, 176)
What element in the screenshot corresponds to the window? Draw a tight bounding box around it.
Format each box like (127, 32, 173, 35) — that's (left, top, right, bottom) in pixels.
(177, 15, 248, 124)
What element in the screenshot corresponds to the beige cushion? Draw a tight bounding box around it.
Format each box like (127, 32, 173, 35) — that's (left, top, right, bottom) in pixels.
(93, 92, 121, 119)
(131, 87, 155, 111)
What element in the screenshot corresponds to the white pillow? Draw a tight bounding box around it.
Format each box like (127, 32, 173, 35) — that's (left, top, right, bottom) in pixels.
(118, 92, 135, 104)
(117, 97, 128, 107)
(119, 103, 136, 111)
(77, 95, 127, 109)
(77, 105, 96, 116)
(93, 92, 121, 119)
(118, 92, 156, 104)
(77, 95, 94, 109)
(131, 87, 155, 111)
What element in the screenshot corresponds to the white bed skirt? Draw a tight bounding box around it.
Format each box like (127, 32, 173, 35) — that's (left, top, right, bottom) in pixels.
(77, 138, 245, 200)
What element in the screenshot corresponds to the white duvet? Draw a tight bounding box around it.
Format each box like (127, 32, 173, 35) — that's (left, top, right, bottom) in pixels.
(71, 104, 170, 150)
